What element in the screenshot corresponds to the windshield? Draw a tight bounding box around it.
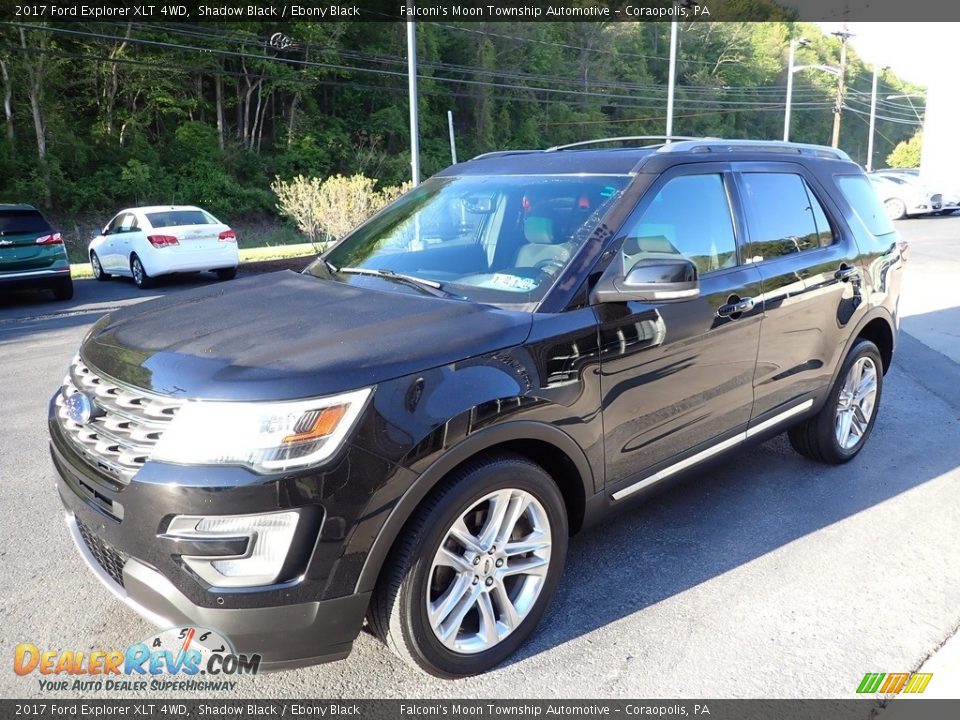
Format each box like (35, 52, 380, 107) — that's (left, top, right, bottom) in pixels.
(306, 174, 629, 307)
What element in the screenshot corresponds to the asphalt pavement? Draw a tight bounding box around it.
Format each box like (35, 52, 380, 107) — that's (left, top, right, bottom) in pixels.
(1, 221, 958, 701)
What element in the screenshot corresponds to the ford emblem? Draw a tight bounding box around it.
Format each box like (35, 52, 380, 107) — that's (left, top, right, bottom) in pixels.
(65, 392, 95, 425)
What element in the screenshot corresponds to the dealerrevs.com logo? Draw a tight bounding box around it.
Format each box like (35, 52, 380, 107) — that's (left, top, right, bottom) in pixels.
(14, 627, 260, 692)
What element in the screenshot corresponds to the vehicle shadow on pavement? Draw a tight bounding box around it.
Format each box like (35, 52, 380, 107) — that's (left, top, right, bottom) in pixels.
(0, 274, 224, 342)
(504, 321, 960, 670)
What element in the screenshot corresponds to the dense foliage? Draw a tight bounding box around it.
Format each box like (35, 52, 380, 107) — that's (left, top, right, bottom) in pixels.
(886, 130, 922, 168)
(0, 20, 923, 232)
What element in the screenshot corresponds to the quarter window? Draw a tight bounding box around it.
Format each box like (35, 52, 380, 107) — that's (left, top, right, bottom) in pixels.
(621, 174, 738, 275)
(837, 174, 896, 238)
(740, 173, 834, 262)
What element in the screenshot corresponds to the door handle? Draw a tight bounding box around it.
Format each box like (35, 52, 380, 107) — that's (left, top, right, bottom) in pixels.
(835, 265, 860, 282)
(717, 297, 755, 318)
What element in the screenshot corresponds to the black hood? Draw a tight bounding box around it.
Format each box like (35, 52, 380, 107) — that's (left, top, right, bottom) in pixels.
(81, 271, 533, 401)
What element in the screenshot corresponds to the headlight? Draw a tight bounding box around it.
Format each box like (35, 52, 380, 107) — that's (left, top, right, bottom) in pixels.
(166, 511, 299, 587)
(152, 387, 371, 473)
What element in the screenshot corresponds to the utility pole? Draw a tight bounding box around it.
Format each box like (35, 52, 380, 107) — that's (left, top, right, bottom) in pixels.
(831, 29, 853, 149)
(867, 65, 889, 172)
(784, 38, 809, 142)
(665, 10, 678, 143)
(447, 110, 457, 165)
(406, 8, 421, 185)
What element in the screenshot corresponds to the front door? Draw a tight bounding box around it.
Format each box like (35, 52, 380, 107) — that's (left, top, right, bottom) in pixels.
(598, 166, 763, 497)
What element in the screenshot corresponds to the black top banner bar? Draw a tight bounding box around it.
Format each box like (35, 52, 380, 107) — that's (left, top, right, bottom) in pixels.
(1, 0, 957, 23)
(1, 699, 958, 720)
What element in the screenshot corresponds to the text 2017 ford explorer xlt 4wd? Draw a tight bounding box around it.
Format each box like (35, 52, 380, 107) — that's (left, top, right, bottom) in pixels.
(50, 139, 902, 678)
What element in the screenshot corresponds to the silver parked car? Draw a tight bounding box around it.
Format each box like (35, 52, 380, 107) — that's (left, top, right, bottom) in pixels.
(868, 173, 941, 220)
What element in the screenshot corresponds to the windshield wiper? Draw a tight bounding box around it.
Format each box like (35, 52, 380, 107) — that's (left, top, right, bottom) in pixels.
(338, 267, 462, 299)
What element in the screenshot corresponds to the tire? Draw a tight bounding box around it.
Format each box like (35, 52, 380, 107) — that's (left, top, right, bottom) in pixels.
(130, 254, 152, 289)
(368, 453, 568, 678)
(788, 339, 884, 464)
(52, 278, 74, 301)
(884, 198, 907, 221)
(90, 252, 110, 281)
(215, 267, 237, 281)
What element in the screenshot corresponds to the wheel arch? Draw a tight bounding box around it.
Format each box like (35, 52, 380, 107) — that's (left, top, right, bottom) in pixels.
(354, 420, 593, 595)
(854, 312, 895, 374)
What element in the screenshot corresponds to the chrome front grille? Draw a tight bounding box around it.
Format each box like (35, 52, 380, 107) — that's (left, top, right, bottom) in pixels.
(55, 356, 182, 482)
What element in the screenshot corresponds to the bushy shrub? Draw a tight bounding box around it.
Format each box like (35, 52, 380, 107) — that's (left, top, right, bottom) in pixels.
(271, 173, 412, 249)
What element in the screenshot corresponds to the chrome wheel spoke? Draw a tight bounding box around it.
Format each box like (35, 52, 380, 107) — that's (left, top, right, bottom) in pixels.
(449, 519, 483, 555)
(438, 583, 483, 642)
(836, 409, 853, 448)
(492, 581, 521, 631)
(477, 491, 512, 549)
(503, 533, 550, 558)
(435, 546, 472, 573)
(503, 554, 549, 578)
(495, 494, 530, 547)
(477, 592, 499, 646)
(429, 572, 473, 628)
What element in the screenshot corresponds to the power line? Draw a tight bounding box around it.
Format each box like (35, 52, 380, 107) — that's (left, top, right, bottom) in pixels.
(11, 22, 832, 111)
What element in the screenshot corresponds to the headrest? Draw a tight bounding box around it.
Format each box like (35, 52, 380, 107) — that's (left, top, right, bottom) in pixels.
(623, 235, 678, 255)
(524, 216, 555, 244)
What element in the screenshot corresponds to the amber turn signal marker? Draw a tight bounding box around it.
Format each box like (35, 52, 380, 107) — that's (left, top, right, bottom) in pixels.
(282, 405, 348, 444)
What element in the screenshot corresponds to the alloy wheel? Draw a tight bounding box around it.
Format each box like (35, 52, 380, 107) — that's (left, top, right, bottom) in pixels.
(426, 488, 552, 655)
(132, 258, 144, 286)
(835, 356, 878, 450)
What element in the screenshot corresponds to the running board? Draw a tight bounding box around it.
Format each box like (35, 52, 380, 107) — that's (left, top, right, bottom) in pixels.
(610, 399, 814, 501)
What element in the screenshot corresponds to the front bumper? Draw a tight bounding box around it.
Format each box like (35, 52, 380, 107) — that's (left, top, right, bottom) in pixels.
(63, 512, 368, 670)
(49, 395, 385, 670)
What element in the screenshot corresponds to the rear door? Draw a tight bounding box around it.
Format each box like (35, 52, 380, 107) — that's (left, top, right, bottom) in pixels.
(599, 164, 764, 497)
(0, 209, 58, 274)
(732, 163, 867, 422)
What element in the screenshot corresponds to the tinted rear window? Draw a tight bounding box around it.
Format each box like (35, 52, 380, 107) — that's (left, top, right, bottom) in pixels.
(0, 210, 52, 235)
(837, 175, 896, 237)
(146, 210, 211, 228)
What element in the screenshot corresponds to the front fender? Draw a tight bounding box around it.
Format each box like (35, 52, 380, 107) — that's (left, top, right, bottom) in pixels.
(353, 419, 594, 595)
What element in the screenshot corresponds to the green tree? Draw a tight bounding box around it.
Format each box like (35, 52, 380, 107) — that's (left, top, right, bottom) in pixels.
(886, 131, 922, 168)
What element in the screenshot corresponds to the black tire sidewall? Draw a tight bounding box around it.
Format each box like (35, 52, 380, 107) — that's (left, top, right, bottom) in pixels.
(820, 340, 884, 462)
(398, 460, 568, 677)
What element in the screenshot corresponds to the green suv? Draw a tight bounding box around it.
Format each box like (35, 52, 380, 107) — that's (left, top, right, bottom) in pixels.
(0, 204, 73, 301)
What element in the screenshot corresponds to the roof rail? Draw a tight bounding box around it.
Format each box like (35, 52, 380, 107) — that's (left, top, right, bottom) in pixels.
(544, 136, 711, 152)
(469, 149, 541, 161)
(658, 139, 851, 161)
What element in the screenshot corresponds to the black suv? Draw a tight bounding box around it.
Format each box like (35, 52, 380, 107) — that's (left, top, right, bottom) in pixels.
(49, 139, 902, 677)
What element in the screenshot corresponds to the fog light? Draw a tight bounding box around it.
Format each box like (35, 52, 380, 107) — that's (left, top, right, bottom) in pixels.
(166, 511, 299, 588)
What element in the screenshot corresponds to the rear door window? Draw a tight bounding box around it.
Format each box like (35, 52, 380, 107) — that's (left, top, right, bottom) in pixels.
(739, 173, 834, 262)
(0, 210, 52, 236)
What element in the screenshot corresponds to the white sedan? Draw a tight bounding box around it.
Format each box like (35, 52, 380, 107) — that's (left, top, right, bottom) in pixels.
(868, 174, 942, 220)
(89, 205, 239, 288)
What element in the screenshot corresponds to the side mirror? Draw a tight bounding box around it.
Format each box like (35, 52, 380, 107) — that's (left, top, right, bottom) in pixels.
(591, 256, 700, 304)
